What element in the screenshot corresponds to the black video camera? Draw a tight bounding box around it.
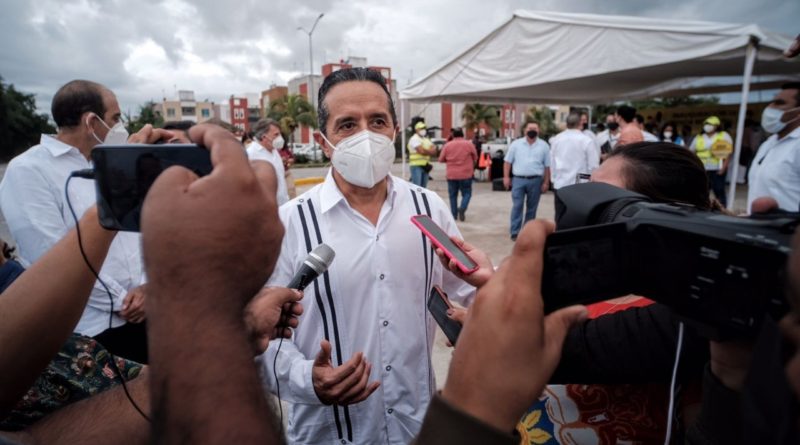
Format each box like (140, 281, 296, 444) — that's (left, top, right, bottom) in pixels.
(542, 182, 798, 339)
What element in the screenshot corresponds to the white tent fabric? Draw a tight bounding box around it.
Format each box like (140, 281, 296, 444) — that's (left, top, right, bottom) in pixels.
(399, 11, 797, 104)
(398, 11, 799, 210)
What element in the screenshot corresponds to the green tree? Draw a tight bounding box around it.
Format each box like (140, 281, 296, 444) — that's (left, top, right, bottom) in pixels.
(461, 103, 501, 134)
(0, 77, 55, 160)
(524, 106, 558, 138)
(126, 101, 164, 134)
(267, 94, 317, 143)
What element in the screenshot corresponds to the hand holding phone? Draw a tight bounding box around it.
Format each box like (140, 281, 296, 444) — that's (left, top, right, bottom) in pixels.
(428, 285, 462, 345)
(411, 215, 479, 275)
(92, 144, 213, 232)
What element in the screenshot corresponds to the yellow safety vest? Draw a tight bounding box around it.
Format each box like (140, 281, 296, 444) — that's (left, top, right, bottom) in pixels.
(695, 132, 729, 169)
(408, 135, 432, 167)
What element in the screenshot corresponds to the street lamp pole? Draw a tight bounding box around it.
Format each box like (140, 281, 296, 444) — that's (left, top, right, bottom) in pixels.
(298, 13, 324, 109)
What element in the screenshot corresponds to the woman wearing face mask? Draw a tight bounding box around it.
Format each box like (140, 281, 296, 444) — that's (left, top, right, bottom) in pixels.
(659, 122, 684, 146)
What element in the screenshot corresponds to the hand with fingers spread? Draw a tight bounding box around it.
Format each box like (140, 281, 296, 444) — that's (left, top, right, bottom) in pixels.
(441, 220, 588, 433)
(435, 236, 494, 288)
(312, 340, 380, 406)
(119, 284, 147, 323)
(244, 287, 304, 355)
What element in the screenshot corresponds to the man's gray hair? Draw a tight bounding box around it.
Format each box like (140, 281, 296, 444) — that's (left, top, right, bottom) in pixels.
(252, 118, 280, 139)
(565, 113, 581, 129)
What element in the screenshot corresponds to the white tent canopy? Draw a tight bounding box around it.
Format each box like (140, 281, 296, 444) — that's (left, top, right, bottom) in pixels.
(400, 11, 797, 104)
(398, 11, 799, 210)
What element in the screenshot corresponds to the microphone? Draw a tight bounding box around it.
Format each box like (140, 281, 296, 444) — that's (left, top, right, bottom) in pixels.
(287, 243, 335, 290)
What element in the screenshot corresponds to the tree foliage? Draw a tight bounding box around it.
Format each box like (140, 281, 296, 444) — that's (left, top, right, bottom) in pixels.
(125, 101, 164, 134)
(0, 77, 55, 160)
(267, 94, 316, 143)
(524, 106, 559, 138)
(461, 103, 501, 132)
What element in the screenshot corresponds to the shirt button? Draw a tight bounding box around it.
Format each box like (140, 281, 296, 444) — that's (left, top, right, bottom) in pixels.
(341, 440, 346, 444)
(387, 408, 394, 414)
(379, 273, 385, 280)
(386, 365, 392, 371)
(383, 320, 389, 327)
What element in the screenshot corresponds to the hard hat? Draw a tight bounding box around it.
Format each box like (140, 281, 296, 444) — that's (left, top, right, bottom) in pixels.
(414, 122, 427, 130)
(704, 116, 721, 126)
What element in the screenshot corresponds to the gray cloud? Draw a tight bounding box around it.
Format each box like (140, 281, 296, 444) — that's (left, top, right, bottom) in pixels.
(1, 0, 797, 118)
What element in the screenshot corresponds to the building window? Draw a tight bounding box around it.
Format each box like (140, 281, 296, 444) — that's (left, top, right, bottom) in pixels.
(167, 108, 176, 117)
(201, 109, 210, 118)
(182, 107, 195, 115)
(234, 109, 245, 120)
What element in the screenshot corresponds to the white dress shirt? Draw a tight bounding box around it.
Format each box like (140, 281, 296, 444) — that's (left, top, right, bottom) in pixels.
(246, 141, 289, 206)
(259, 172, 474, 444)
(0, 135, 144, 336)
(747, 127, 800, 212)
(642, 130, 660, 142)
(550, 129, 599, 190)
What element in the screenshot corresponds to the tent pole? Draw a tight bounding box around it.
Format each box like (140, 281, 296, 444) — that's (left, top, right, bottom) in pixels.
(727, 39, 758, 211)
(400, 99, 408, 179)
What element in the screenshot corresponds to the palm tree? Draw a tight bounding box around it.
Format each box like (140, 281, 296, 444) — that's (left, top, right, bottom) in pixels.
(267, 94, 317, 144)
(524, 106, 558, 137)
(461, 103, 501, 134)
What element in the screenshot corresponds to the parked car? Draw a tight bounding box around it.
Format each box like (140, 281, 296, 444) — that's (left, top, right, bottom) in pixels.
(295, 143, 325, 162)
(484, 138, 509, 158)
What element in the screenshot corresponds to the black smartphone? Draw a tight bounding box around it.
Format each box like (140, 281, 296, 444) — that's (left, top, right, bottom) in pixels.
(427, 285, 462, 345)
(91, 144, 213, 232)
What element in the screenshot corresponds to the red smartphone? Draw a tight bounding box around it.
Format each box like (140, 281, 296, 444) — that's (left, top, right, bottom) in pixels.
(411, 215, 479, 274)
(428, 285, 462, 345)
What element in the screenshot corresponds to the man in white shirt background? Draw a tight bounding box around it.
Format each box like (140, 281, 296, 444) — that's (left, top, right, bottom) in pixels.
(0, 80, 148, 363)
(747, 82, 800, 212)
(594, 112, 621, 158)
(550, 113, 599, 192)
(260, 67, 474, 444)
(246, 118, 290, 206)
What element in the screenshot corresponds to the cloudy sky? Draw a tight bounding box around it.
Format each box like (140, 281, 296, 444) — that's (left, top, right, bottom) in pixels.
(1, 0, 797, 117)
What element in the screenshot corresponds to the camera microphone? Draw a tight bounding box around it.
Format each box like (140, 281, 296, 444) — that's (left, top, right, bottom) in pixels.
(287, 243, 335, 290)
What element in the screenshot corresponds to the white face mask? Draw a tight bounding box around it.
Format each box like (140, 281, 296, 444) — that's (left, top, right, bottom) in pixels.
(417, 129, 426, 137)
(663, 131, 673, 140)
(88, 113, 128, 145)
(272, 135, 285, 150)
(703, 124, 716, 134)
(322, 130, 396, 188)
(762, 107, 788, 134)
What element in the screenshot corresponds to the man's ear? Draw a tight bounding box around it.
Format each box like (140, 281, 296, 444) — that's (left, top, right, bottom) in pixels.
(314, 131, 333, 158)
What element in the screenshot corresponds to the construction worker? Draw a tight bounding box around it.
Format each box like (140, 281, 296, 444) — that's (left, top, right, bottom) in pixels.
(408, 121, 437, 187)
(690, 116, 733, 206)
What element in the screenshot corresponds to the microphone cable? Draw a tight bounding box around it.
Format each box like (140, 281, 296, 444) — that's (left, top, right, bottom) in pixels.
(66, 170, 151, 423)
(664, 321, 684, 445)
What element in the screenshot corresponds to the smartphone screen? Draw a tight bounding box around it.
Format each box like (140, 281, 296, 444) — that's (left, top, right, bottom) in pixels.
(411, 215, 478, 274)
(92, 144, 213, 232)
(427, 286, 462, 345)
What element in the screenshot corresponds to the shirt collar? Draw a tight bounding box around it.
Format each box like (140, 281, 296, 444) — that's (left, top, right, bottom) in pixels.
(41, 134, 80, 157)
(779, 126, 800, 141)
(318, 169, 397, 214)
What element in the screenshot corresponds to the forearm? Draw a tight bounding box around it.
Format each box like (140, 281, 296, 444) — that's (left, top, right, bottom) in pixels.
(543, 168, 551, 185)
(148, 288, 280, 443)
(503, 163, 511, 178)
(0, 207, 116, 413)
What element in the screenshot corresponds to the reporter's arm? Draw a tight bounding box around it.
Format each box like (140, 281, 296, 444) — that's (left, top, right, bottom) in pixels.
(0, 206, 116, 414)
(142, 124, 282, 443)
